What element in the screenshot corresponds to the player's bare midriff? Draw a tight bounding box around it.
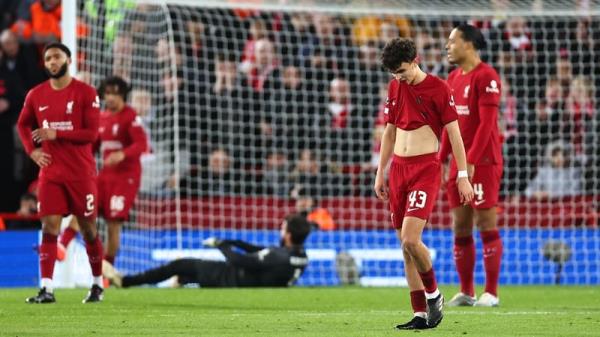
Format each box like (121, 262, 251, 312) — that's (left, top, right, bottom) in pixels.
(394, 125, 438, 157)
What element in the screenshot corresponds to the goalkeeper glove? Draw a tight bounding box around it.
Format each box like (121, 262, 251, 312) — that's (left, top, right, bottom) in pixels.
(202, 237, 221, 247)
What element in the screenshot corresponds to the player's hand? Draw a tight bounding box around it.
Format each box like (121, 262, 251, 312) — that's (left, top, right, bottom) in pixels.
(32, 128, 57, 143)
(374, 173, 389, 201)
(202, 237, 221, 247)
(467, 163, 475, 181)
(457, 177, 474, 204)
(30, 148, 52, 167)
(104, 151, 125, 167)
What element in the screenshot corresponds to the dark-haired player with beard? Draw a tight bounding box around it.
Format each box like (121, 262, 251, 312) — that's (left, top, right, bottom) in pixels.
(17, 43, 104, 304)
(441, 24, 503, 307)
(102, 214, 312, 288)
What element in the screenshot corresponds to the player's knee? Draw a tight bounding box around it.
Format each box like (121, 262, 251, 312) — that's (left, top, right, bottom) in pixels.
(79, 226, 97, 242)
(453, 224, 473, 237)
(475, 210, 497, 231)
(401, 237, 420, 255)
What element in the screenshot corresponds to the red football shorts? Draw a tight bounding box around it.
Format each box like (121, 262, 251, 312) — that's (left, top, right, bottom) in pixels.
(447, 161, 502, 209)
(388, 153, 441, 229)
(97, 172, 140, 221)
(37, 178, 98, 218)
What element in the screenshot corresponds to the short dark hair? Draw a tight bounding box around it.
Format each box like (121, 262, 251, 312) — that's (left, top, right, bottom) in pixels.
(380, 37, 417, 72)
(286, 213, 312, 245)
(43, 42, 72, 58)
(98, 76, 131, 101)
(455, 24, 486, 50)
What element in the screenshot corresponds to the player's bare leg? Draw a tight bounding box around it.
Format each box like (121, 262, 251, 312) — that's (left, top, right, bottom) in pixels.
(474, 208, 502, 307)
(394, 229, 428, 330)
(57, 216, 81, 261)
(27, 215, 62, 303)
(400, 217, 443, 328)
(105, 220, 122, 266)
(77, 216, 105, 303)
(448, 205, 477, 306)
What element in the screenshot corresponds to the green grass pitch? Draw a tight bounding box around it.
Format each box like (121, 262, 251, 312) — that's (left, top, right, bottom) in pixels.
(1, 286, 599, 336)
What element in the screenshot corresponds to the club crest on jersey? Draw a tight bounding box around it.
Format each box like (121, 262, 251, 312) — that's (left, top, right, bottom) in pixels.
(486, 80, 500, 94)
(463, 85, 470, 98)
(112, 124, 119, 135)
(66, 101, 74, 114)
(93, 96, 100, 108)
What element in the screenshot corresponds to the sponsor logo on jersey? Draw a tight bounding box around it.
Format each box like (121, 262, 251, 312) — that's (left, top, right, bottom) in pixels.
(485, 80, 500, 94)
(456, 105, 470, 115)
(39, 105, 49, 111)
(47, 121, 74, 130)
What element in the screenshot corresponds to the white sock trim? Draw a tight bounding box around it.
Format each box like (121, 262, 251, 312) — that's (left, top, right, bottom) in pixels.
(41, 278, 53, 293)
(93, 276, 103, 287)
(414, 312, 427, 319)
(425, 289, 440, 299)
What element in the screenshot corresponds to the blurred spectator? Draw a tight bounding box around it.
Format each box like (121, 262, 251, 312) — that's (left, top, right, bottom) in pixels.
(200, 148, 238, 196)
(320, 77, 352, 162)
(563, 75, 594, 159)
(246, 38, 281, 93)
(5, 193, 40, 230)
(279, 65, 316, 154)
(0, 49, 25, 212)
(524, 141, 582, 199)
(534, 76, 564, 157)
(555, 53, 573, 99)
(0, 29, 44, 89)
(503, 16, 533, 63)
(292, 185, 335, 231)
(240, 19, 268, 74)
(11, 0, 61, 44)
(415, 31, 448, 77)
(289, 149, 350, 196)
(500, 76, 533, 196)
(0, 0, 20, 31)
(113, 34, 134, 81)
(262, 149, 291, 196)
(209, 53, 253, 158)
(351, 15, 411, 46)
(569, 18, 598, 75)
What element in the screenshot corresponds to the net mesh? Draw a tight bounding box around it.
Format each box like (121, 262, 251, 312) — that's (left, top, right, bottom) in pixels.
(76, 0, 600, 285)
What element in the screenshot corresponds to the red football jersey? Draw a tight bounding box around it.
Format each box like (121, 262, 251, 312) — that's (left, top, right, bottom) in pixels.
(98, 105, 148, 178)
(384, 75, 457, 140)
(17, 78, 100, 181)
(446, 62, 502, 165)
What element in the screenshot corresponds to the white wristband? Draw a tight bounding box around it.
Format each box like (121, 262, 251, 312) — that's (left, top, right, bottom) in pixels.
(457, 170, 468, 178)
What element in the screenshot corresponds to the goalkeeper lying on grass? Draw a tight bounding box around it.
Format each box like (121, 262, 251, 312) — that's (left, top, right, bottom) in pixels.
(102, 214, 312, 288)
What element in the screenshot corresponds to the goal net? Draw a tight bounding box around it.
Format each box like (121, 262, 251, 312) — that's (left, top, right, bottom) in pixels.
(74, 0, 600, 286)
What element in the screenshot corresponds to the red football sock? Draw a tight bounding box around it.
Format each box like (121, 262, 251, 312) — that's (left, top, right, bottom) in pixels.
(481, 229, 503, 297)
(85, 235, 104, 277)
(454, 235, 476, 297)
(410, 290, 426, 314)
(105, 255, 115, 266)
(59, 226, 78, 247)
(40, 233, 58, 279)
(418, 268, 438, 294)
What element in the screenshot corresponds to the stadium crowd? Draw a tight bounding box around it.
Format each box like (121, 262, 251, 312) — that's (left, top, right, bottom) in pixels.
(1, 1, 599, 217)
